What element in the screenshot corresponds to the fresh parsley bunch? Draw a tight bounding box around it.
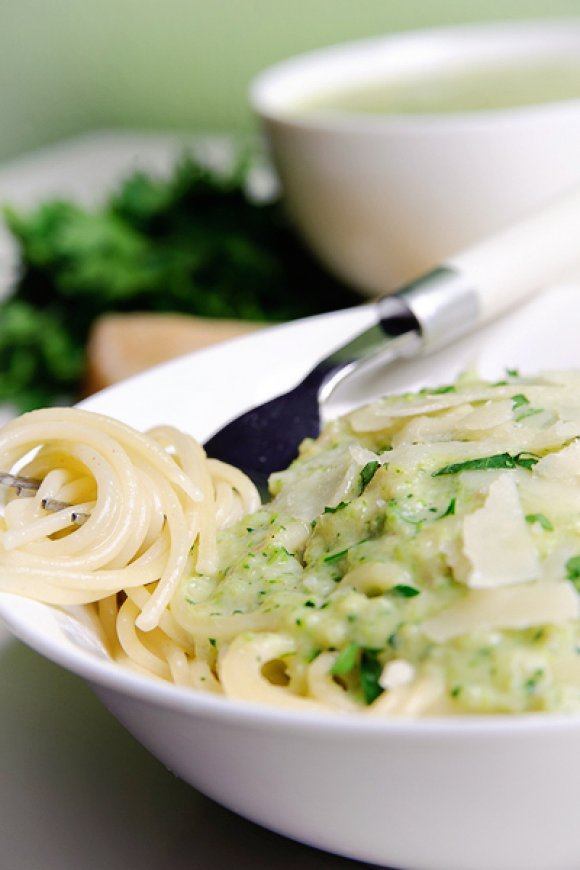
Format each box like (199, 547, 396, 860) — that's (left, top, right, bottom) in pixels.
(1, 155, 357, 410)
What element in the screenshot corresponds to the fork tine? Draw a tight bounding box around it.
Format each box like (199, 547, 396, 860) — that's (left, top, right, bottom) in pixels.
(0, 473, 88, 524)
(41, 497, 70, 513)
(0, 472, 41, 492)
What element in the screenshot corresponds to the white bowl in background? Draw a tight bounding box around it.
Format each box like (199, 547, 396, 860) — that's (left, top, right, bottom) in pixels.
(3, 287, 580, 870)
(251, 20, 580, 295)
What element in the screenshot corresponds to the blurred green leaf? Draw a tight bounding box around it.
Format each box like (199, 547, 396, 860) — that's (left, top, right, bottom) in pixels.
(0, 153, 357, 411)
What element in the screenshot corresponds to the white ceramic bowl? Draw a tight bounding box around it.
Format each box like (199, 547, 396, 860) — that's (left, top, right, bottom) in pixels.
(251, 20, 580, 295)
(3, 288, 580, 870)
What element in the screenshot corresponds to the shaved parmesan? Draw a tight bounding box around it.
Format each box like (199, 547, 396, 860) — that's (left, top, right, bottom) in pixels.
(348, 443, 384, 468)
(462, 474, 539, 588)
(459, 400, 514, 431)
(271, 443, 384, 522)
(348, 386, 521, 432)
(535, 441, 580, 479)
(271, 444, 359, 521)
(379, 659, 415, 690)
(392, 407, 472, 446)
(423, 582, 579, 642)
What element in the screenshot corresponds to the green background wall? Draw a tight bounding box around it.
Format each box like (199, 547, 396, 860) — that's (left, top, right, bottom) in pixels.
(1, 0, 580, 161)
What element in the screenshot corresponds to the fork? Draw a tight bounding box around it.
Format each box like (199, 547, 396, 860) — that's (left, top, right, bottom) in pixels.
(204, 185, 580, 493)
(0, 472, 91, 524)
(3, 184, 580, 507)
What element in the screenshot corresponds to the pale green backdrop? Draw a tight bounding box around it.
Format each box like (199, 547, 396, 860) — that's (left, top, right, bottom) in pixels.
(1, 0, 580, 161)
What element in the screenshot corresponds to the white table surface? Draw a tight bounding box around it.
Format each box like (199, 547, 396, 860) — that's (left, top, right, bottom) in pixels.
(0, 132, 370, 870)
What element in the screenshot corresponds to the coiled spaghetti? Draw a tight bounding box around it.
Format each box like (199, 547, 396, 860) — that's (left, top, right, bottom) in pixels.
(5, 370, 580, 717)
(0, 407, 260, 684)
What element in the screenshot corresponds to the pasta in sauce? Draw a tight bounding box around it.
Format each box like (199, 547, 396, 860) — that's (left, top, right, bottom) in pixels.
(3, 370, 580, 716)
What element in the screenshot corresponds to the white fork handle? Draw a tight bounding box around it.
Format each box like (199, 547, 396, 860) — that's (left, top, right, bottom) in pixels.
(449, 184, 580, 323)
(393, 184, 580, 351)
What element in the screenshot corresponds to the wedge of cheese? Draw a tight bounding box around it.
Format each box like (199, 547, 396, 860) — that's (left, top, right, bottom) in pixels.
(423, 582, 579, 642)
(463, 473, 539, 588)
(85, 312, 259, 393)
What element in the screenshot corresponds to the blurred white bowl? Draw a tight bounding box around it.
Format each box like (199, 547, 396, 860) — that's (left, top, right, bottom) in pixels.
(251, 20, 580, 295)
(3, 289, 580, 869)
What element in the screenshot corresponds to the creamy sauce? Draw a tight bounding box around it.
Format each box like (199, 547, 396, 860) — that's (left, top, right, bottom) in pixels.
(293, 60, 580, 116)
(175, 371, 580, 715)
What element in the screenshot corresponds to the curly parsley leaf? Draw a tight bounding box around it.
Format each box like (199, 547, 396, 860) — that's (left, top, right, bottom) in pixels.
(359, 649, 384, 705)
(511, 393, 529, 410)
(433, 452, 539, 476)
(515, 453, 541, 470)
(392, 584, 421, 598)
(566, 555, 580, 589)
(323, 501, 349, 514)
(511, 393, 543, 420)
(419, 384, 456, 395)
(324, 548, 350, 564)
(1, 154, 358, 411)
(359, 460, 380, 493)
(330, 645, 385, 705)
(331, 643, 359, 677)
(525, 513, 553, 531)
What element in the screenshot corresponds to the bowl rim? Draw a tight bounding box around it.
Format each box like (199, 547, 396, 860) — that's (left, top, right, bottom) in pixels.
(2, 305, 580, 738)
(250, 18, 580, 133)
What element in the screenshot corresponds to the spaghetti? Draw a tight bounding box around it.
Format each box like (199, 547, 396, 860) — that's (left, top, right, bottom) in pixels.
(3, 371, 580, 716)
(0, 407, 259, 687)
